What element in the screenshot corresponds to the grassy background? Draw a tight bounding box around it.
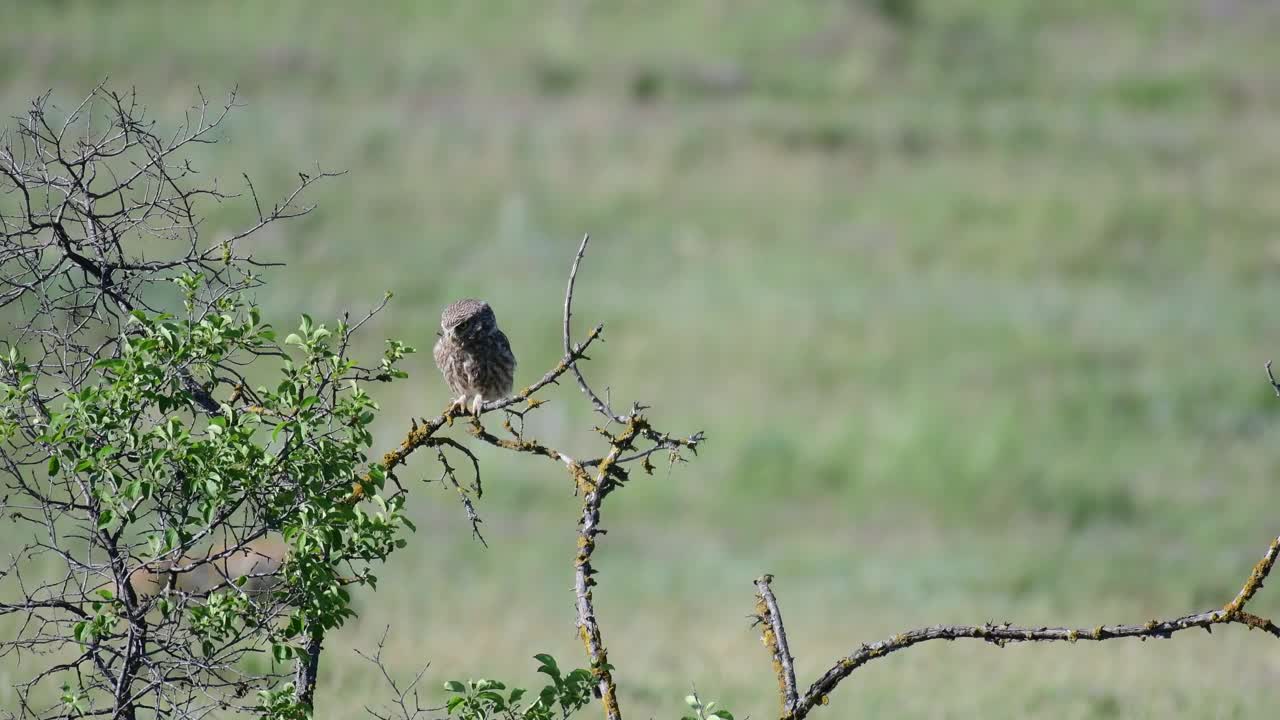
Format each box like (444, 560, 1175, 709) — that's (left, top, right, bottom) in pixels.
(5, 0, 1280, 717)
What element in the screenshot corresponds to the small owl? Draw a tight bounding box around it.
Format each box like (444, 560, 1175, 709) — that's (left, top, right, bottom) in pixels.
(433, 298, 517, 415)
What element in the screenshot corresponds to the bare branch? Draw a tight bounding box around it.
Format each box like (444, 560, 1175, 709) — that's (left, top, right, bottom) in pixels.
(757, 534, 1280, 720)
(753, 575, 798, 716)
(356, 627, 434, 720)
(562, 233, 625, 424)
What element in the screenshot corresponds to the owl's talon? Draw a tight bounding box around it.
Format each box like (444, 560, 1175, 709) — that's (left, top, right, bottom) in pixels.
(444, 395, 468, 423)
(469, 394, 484, 416)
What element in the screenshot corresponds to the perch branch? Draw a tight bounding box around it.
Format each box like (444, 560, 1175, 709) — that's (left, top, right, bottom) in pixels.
(354, 235, 701, 720)
(754, 535, 1280, 720)
(344, 323, 603, 502)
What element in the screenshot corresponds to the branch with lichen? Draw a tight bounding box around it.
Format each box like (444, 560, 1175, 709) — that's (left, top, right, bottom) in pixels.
(572, 418, 645, 720)
(753, 534, 1280, 720)
(554, 235, 705, 720)
(753, 575, 798, 717)
(348, 234, 701, 720)
(343, 321, 605, 503)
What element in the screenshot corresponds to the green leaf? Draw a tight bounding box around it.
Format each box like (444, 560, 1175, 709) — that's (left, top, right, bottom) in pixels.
(685, 695, 700, 709)
(508, 688, 526, 705)
(272, 643, 292, 662)
(123, 480, 144, 501)
(47, 455, 59, 475)
(443, 680, 466, 693)
(97, 509, 114, 529)
(284, 333, 303, 347)
(165, 527, 179, 551)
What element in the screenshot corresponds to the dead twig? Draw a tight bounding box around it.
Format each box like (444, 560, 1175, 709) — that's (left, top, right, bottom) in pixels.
(754, 535, 1280, 720)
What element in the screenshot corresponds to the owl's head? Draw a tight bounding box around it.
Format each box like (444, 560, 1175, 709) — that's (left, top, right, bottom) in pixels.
(440, 298, 497, 340)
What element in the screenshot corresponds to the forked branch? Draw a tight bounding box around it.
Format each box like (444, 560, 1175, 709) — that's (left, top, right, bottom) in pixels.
(754, 534, 1280, 720)
(350, 235, 701, 720)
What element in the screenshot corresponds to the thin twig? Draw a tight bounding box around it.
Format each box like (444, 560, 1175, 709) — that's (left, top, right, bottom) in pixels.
(563, 233, 626, 424)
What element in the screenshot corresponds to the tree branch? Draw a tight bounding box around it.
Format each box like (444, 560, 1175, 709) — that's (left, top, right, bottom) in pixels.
(345, 324, 604, 503)
(755, 534, 1280, 720)
(350, 235, 702, 720)
(562, 233, 626, 425)
(294, 624, 325, 710)
(573, 419, 644, 720)
(753, 575, 798, 717)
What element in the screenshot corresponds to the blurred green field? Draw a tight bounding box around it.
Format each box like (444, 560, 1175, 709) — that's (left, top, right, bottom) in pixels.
(5, 0, 1280, 717)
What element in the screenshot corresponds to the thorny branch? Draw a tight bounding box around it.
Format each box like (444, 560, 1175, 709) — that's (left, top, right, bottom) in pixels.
(753, 534, 1280, 720)
(356, 627, 435, 720)
(350, 234, 701, 720)
(753, 575, 798, 717)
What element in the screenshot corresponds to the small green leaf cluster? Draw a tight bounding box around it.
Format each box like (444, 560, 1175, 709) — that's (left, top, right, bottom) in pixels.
(681, 691, 736, 720)
(443, 654, 595, 720)
(60, 682, 88, 717)
(256, 683, 310, 720)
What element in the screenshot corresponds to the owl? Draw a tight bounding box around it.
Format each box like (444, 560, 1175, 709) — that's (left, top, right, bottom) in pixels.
(433, 298, 517, 415)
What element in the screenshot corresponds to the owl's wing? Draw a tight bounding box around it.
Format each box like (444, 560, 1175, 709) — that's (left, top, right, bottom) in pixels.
(495, 329, 516, 369)
(432, 335, 448, 370)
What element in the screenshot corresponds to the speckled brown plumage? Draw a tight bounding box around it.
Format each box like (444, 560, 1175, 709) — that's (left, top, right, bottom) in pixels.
(433, 298, 516, 414)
